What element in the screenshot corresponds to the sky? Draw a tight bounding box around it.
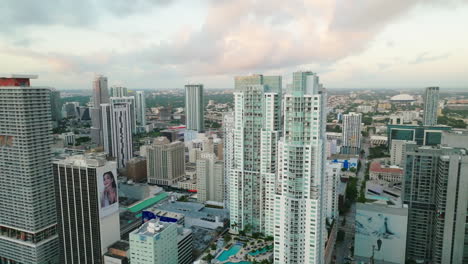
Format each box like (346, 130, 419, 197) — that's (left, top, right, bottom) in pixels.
(1, 0, 467, 90)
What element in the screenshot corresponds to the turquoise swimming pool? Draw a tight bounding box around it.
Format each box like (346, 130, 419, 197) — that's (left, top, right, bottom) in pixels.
(248, 247, 268, 256)
(217, 244, 243, 261)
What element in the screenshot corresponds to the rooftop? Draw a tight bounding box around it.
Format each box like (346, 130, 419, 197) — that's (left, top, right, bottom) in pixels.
(370, 162, 403, 174)
(0, 74, 38, 79)
(134, 219, 171, 237)
(390, 94, 415, 101)
(53, 153, 111, 167)
(127, 192, 169, 213)
(108, 240, 130, 251)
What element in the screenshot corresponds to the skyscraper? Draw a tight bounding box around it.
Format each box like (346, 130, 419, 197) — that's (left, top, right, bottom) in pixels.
(196, 152, 224, 203)
(223, 112, 235, 209)
(185, 84, 204, 134)
(90, 75, 109, 145)
(342, 112, 362, 154)
(423, 86, 440, 126)
(50, 88, 62, 122)
(135, 91, 146, 127)
(110, 96, 137, 133)
(146, 137, 185, 185)
(229, 74, 281, 234)
(0, 74, 59, 263)
(274, 72, 326, 264)
(53, 154, 120, 263)
(109, 86, 128, 98)
(403, 143, 468, 263)
(102, 103, 134, 168)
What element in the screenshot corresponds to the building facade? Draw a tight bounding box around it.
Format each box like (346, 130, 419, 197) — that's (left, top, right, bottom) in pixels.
(342, 112, 362, 154)
(146, 137, 185, 185)
(423, 87, 439, 126)
(90, 75, 110, 145)
(196, 152, 224, 203)
(223, 112, 235, 209)
(274, 72, 326, 264)
(135, 91, 146, 127)
(403, 144, 468, 263)
(102, 103, 134, 168)
(53, 154, 120, 264)
(109, 86, 128, 98)
(110, 96, 136, 134)
(129, 220, 178, 264)
(50, 89, 62, 122)
(229, 74, 281, 234)
(185, 84, 204, 133)
(390, 139, 416, 166)
(0, 74, 59, 264)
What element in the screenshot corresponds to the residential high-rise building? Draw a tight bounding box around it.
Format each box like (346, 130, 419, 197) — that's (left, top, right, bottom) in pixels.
(274, 72, 326, 264)
(325, 161, 341, 220)
(423, 86, 440, 126)
(50, 89, 62, 122)
(185, 84, 204, 137)
(91, 75, 109, 145)
(129, 220, 179, 264)
(0, 74, 59, 263)
(229, 74, 281, 235)
(390, 139, 416, 166)
(223, 112, 235, 209)
(342, 112, 362, 154)
(62, 101, 80, 118)
(196, 152, 224, 203)
(53, 153, 120, 263)
(403, 143, 468, 264)
(109, 86, 128, 98)
(110, 96, 136, 133)
(102, 103, 134, 168)
(135, 91, 146, 127)
(146, 137, 185, 185)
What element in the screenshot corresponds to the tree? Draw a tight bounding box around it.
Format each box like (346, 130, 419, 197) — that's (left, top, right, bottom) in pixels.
(349, 167, 357, 173)
(210, 244, 216, 250)
(223, 234, 232, 243)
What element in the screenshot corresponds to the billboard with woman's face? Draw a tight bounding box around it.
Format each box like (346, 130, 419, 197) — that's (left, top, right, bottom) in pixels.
(98, 170, 119, 218)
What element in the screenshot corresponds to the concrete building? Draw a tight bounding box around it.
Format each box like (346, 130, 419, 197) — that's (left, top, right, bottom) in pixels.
(146, 137, 185, 185)
(369, 161, 403, 182)
(90, 75, 110, 145)
(109, 86, 128, 98)
(387, 124, 451, 148)
(129, 220, 178, 264)
(423, 87, 439, 126)
(342, 112, 362, 154)
(62, 101, 80, 118)
(59, 132, 76, 146)
(185, 84, 204, 134)
(102, 103, 134, 168)
(356, 105, 374, 113)
(135, 91, 146, 127)
(176, 227, 193, 264)
(403, 144, 468, 263)
(325, 162, 342, 220)
(390, 139, 416, 166)
(125, 157, 147, 183)
(110, 96, 136, 133)
(0, 74, 59, 263)
(229, 74, 282, 235)
(274, 72, 326, 264)
(196, 152, 224, 203)
(53, 153, 120, 263)
(50, 89, 62, 122)
(223, 112, 235, 209)
(104, 240, 130, 264)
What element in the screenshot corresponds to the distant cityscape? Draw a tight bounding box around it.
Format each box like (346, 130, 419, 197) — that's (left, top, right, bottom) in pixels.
(0, 72, 467, 264)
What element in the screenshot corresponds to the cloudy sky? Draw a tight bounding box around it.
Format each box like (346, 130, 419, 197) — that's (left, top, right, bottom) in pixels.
(1, 0, 467, 90)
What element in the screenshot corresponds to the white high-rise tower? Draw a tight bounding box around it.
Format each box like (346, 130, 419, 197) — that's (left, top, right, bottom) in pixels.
(135, 91, 146, 127)
(102, 103, 133, 168)
(229, 74, 281, 234)
(274, 72, 326, 264)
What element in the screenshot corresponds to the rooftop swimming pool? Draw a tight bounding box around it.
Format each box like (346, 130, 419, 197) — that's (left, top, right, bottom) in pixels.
(216, 244, 243, 262)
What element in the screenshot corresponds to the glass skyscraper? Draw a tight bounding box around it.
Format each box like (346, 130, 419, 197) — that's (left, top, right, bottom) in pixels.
(423, 86, 439, 126)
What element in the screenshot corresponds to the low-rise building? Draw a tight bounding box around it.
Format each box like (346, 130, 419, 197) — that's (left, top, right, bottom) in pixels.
(369, 162, 403, 182)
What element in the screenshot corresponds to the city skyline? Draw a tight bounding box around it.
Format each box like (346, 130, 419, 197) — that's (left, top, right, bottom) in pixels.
(1, 1, 468, 90)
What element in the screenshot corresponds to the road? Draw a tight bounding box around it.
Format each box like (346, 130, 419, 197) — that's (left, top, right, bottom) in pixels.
(333, 138, 370, 263)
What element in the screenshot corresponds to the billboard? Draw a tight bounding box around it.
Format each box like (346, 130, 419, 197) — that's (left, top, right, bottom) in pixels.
(354, 203, 408, 264)
(98, 169, 119, 218)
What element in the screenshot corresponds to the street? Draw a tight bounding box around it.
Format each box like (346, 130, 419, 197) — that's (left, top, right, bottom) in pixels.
(333, 138, 370, 263)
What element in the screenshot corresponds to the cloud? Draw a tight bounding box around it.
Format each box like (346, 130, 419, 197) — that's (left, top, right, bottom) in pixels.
(1, 0, 467, 89)
(409, 52, 451, 64)
(0, 0, 175, 30)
